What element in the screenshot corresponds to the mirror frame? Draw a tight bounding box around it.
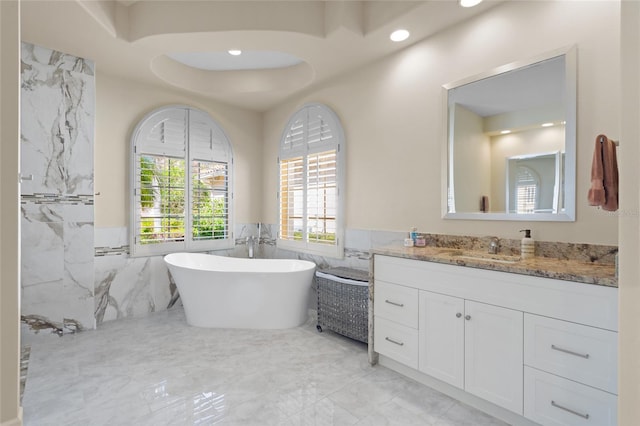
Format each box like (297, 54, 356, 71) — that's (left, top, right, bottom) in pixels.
(441, 45, 577, 222)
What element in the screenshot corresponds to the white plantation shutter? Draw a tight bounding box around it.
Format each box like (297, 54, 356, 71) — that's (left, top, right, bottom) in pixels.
(282, 110, 306, 155)
(306, 105, 336, 153)
(278, 103, 344, 258)
(131, 106, 233, 256)
(136, 108, 187, 157)
(279, 156, 304, 242)
(307, 150, 337, 245)
(189, 109, 231, 162)
(515, 166, 539, 214)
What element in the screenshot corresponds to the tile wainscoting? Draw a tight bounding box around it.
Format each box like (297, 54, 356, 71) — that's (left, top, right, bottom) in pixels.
(20, 42, 96, 343)
(24, 221, 617, 341)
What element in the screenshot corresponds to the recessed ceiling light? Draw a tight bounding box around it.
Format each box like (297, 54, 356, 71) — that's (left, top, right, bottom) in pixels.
(390, 29, 410, 42)
(459, 0, 483, 7)
(500, 130, 511, 134)
(228, 50, 242, 56)
(541, 122, 554, 127)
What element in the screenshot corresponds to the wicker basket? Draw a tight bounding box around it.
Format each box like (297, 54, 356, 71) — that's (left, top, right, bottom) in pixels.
(316, 267, 369, 343)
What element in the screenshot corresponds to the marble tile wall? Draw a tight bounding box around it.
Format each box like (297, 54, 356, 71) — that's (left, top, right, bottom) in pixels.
(92, 223, 381, 323)
(93, 223, 260, 326)
(91, 223, 618, 328)
(21, 43, 95, 343)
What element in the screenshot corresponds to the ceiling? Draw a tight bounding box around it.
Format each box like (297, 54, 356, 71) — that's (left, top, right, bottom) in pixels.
(20, 0, 502, 112)
(449, 54, 566, 117)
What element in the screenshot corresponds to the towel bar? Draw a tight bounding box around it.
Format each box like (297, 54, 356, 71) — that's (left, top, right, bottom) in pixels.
(599, 135, 619, 146)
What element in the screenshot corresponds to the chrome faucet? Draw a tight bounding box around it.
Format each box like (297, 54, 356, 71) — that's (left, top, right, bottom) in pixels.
(246, 235, 257, 259)
(488, 237, 499, 254)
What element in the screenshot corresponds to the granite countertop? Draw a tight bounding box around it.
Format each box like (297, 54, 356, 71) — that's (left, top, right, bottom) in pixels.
(371, 246, 617, 288)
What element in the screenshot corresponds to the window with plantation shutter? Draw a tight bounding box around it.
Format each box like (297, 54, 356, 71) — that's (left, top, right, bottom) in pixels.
(278, 103, 344, 258)
(131, 106, 233, 256)
(515, 166, 539, 214)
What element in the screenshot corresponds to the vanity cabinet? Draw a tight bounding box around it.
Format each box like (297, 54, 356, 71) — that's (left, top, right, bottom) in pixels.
(418, 292, 523, 413)
(373, 254, 618, 426)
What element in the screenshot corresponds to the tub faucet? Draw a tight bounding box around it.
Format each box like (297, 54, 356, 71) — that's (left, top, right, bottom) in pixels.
(247, 235, 257, 259)
(488, 237, 499, 254)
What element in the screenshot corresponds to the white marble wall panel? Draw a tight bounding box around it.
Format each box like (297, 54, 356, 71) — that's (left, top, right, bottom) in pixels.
(21, 203, 64, 286)
(21, 280, 66, 336)
(94, 226, 128, 250)
(21, 42, 95, 338)
(21, 42, 94, 196)
(150, 256, 173, 315)
(63, 204, 95, 331)
(94, 255, 172, 325)
(91, 223, 378, 327)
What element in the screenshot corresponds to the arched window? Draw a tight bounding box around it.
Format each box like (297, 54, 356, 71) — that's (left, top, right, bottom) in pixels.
(130, 106, 233, 256)
(278, 103, 344, 258)
(515, 166, 539, 214)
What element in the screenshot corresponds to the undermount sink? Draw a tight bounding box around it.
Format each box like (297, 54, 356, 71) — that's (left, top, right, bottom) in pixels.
(450, 251, 521, 264)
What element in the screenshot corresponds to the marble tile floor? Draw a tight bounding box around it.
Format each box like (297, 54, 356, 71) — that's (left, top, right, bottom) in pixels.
(22, 307, 509, 426)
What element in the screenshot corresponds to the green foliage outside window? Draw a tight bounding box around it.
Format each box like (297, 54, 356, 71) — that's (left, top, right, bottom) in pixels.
(139, 156, 228, 243)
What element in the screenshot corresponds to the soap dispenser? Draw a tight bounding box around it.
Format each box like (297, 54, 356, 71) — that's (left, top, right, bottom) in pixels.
(520, 229, 535, 259)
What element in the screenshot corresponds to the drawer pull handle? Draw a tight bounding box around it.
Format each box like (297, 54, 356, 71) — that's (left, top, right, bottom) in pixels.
(551, 400, 590, 419)
(551, 344, 590, 359)
(385, 299, 404, 307)
(385, 337, 404, 346)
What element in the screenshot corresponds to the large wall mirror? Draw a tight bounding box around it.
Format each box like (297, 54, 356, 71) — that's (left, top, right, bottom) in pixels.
(442, 46, 576, 221)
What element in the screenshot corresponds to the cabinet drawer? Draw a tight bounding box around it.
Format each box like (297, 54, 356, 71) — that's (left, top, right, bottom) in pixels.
(374, 316, 418, 369)
(524, 367, 617, 426)
(524, 314, 617, 394)
(374, 281, 419, 328)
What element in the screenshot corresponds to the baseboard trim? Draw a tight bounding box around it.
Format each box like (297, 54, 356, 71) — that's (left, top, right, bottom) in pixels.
(0, 413, 22, 426)
(378, 355, 539, 426)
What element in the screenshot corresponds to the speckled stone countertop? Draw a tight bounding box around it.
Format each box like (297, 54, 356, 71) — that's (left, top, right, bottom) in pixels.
(371, 245, 617, 287)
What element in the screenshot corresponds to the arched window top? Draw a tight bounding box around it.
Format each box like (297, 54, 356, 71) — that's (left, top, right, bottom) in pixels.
(134, 106, 232, 161)
(280, 103, 344, 156)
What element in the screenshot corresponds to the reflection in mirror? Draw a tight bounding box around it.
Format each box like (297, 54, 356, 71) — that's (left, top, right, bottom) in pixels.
(443, 47, 576, 221)
(506, 151, 563, 214)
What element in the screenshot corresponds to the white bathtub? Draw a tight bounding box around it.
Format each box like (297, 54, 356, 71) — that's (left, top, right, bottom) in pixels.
(164, 253, 316, 329)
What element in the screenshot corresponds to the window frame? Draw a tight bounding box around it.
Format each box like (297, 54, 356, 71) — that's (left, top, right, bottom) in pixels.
(130, 105, 234, 257)
(277, 103, 345, 258)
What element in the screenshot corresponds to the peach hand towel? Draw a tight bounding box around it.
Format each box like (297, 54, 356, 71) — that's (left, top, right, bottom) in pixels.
(588, 134, 618, 211)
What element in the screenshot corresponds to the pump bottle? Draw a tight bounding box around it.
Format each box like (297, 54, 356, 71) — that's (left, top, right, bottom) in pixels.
(520, 229, 535, 259)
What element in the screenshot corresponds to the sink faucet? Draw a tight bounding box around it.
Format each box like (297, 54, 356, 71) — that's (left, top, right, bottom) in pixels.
(488, 237, 499, 254)
(246, 235, 257, 259)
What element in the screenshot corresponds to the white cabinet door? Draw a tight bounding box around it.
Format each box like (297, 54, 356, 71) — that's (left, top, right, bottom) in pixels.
(418, 291, 464, 389)
(464, 300, 524, 415)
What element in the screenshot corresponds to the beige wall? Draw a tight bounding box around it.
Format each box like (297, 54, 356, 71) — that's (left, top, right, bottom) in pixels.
(94, 72, 264, 228)
(619, 1, 640, 423)
(263, 0, 620, 244)
(452, 104, 490, 213)
(0, 0, 22, 424)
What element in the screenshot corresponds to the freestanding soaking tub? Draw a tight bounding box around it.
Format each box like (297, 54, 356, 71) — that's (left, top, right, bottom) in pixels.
(164, 253, 316, 329)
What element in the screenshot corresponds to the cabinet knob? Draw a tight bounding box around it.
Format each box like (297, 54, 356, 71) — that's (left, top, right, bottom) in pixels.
(456, 312, 462, 318)
(465, 315, 471, 320)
